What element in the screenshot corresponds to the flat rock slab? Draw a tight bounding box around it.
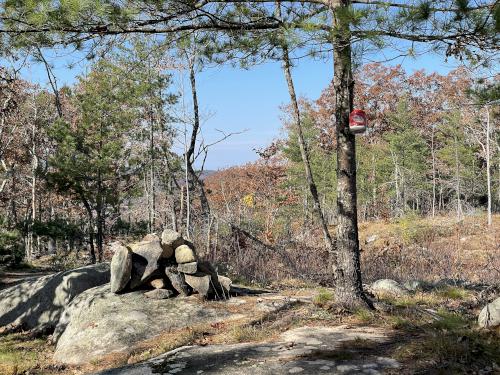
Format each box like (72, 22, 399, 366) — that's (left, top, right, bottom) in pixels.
(144, 289, 174, 299)
(53, 284, 234, 365)
(95, 326, 399, 375)
(0, 263, 110, 332)
(177, 262, 197, 275)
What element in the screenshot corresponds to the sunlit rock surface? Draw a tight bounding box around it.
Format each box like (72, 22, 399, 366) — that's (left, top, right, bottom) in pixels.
(0, 263, 110, 332)
(94, 326, 399, 375)
(53, 284, 235, 364)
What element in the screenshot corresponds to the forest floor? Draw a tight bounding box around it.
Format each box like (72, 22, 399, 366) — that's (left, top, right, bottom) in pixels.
(0, 283, 499, 375)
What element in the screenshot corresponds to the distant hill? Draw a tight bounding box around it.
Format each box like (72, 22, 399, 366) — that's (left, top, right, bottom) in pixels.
(198, 170, 217, 181)
(176, 170, 217, 187)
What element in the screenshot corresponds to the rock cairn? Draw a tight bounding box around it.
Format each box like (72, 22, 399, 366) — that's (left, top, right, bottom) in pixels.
(110, 229, 231, 299)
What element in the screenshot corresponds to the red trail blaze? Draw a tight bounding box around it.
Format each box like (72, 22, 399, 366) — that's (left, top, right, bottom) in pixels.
(349, 109, 367, 134)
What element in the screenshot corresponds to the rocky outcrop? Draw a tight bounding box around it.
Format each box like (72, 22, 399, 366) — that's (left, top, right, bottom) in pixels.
(144, 288, 174, 299)
(52, 284, 231, 364)
(185, 274, 212, 297)
(218, 276, 232, 292)
(403, 279, 432, 292)
(149, 278, 166, 289)
(478, 297, 500, 328)
(370, 279, 409, 297)
(165, 266, 191, 296)
(0, 263, 110, 332)
(93, 326, 399, 375)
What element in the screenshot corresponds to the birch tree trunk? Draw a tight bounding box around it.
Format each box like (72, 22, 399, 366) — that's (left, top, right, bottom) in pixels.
(371, 153, 377, 218)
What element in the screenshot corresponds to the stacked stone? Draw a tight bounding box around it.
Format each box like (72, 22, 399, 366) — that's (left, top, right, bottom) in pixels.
(110, 229, 231, 299)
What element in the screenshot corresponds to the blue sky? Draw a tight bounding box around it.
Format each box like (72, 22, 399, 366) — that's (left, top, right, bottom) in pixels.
(174, 52, 463, 170)
(17, 47, 467, 170)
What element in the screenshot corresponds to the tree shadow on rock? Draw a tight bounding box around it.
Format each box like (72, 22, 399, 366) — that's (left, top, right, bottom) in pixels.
(0, 263, 109, 334)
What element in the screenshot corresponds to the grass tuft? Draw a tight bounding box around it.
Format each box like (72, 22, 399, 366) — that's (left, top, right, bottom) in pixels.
(436, 286, 470, 300)
(389, 316, 414, 330)
(392, 293, 441, 307)
(354, 308, 377, 323)
(430, 310, 469, 331)
(312, 288, 334, 307)
(230, 325, 274, 343)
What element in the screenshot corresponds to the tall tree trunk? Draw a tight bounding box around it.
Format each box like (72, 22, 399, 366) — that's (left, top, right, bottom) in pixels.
(149, 108, 156, 233)
(371, 153, 377, 218)
(96, 206, 104, 262)
(431, 126, 436, 217)
(485, 106, 492, 226)
(454, 134, 462, 221)
(143, 170, 150, 227)
(280, 41, 336, 258)
(391, 151, 401, 216)
(0, 159, 8, 194)
(439, 185, 444, 211)
(96, 124, 104, 261)
(183, 143, 191, 239)
(27, 110, 38, 262)
(37, 47, 63, 118)
(331, 0, 372, 308)
(498, 155, 500, 208)
(96, 177, 104, 262)
(9, 175, 17, 226)
(186, 59, 211, 223)
(81, 196, 96, 264)
(167, 177, 178, 232)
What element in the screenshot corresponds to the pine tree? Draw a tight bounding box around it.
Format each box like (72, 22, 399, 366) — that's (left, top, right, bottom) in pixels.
(48, 60, 140, 262)
(2, 0, 498, 306)
(383, 100, 430, 216)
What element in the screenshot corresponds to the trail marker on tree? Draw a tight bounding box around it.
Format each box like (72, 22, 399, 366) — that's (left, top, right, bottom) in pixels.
(349, 109, 367, 134)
